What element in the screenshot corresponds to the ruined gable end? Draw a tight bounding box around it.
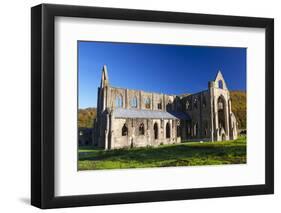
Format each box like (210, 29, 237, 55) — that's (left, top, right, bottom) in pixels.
(214, 70, 228, 90)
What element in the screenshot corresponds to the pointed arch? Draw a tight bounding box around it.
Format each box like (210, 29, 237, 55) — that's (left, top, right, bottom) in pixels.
(122, 123, 128, 136)
(115, 95, 123, 108)
(139, 123, 145, 135)
(214, 70, 228, 90)
(218, 80, 223, 89)
(166, 122, 171, 138)
(154, 123, 158, 139)
(130, 96, 137, 108)
(144, 97, 151, 109)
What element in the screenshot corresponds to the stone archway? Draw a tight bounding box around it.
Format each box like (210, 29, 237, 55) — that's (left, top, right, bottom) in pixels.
(217, 96, 227, 134)
(154, 123, 158, 139)
(166, 122, 171, 138)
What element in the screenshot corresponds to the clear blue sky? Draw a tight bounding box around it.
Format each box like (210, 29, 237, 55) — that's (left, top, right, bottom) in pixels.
(78, 41, 246, 109)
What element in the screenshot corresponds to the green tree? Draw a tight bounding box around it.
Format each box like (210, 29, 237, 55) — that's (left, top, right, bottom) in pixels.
(78, 108, 97, 128)
(230, 91, 246, 129)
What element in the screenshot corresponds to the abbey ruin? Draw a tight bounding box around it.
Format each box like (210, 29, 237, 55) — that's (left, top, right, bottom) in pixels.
(93, 65, 238, 149)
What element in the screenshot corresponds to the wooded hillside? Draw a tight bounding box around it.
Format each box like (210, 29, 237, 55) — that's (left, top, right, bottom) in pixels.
(78, 108, 96, 128)
(230, 91, 246, 129)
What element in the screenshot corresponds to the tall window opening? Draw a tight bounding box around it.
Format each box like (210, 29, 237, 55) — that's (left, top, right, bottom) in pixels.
(139, 123, 144, 135)
(218, 96, 226, 131)
(154, 123, 158, 139)
(166, 122, 171, 138)
(122, 123, 128, 136)
(218, 80, 223, 89)
(130, 96, 137, 108)
(144, 98, 151, 109)
(115, 95, 123, 108)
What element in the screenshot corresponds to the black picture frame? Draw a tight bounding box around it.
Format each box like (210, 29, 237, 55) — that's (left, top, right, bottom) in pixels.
(31, 3, 274, 209)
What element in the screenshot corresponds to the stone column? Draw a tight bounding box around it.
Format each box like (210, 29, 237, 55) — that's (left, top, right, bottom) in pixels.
(210, 92, 214, 142)
(147, 119, 150, 145)
(173, 120, 175, 140)
(102, 89, 106, 111)
(171, 120, 173, 142)
(139, 91, 142, 109)
(225, 101, 230, 139)
(161, 120, 164, 143)
(163, 94, 166, 111)
(125, 89, 129, 109)
(152, 93, 154, 110)
(109, 111, 114, 149)
(104, 113, 109, 150)
(105, 86, 110, 109)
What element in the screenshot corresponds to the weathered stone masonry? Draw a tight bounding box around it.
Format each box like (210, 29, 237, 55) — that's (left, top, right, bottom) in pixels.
(93, 65, 238, 149)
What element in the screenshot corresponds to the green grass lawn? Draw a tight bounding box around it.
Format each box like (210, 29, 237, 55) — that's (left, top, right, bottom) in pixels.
(78, 136, 246, 170)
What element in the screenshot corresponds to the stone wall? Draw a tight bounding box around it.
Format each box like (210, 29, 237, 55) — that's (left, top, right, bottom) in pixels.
(110, 118, 178, 149)
(178, 90, 211, 141)
(108, 87, 175, 112)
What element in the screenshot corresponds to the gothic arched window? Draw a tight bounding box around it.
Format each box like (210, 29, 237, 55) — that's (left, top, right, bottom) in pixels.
(186, 100, 190, 111)
(115, 95, 123, 108)
(218, 96, 224, 110)
(218, 96, 226, 130)
(194, 98, 198, 109)
(144, 97, 151, 109)
(166, 122, 171, 138)
(122, 124, 128, 136)
(130, 96, 137, 108)
(218, 80, 223, 89)
(157, 101, 162, 110)
(139, 123, 144, 135)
